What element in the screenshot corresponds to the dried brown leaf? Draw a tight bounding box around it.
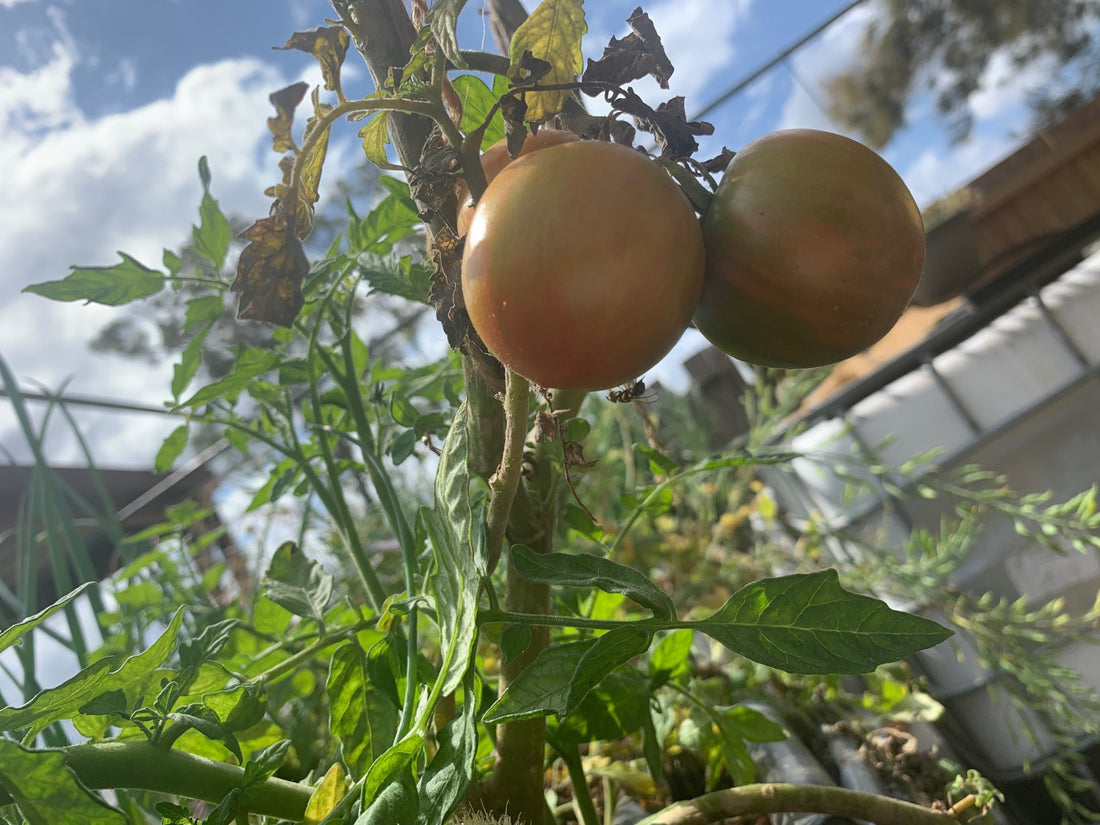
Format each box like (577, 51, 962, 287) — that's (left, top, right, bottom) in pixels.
(275, 26, 350, 96)
(583, 7, 674, 89)
(232, 212, 308, 327)
(267, 82, 309, 153)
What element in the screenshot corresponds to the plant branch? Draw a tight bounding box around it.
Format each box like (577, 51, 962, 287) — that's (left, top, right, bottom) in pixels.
(635, 783, 966, 825)
(486, 369, 530, 574)
(62, 741, 311, 821)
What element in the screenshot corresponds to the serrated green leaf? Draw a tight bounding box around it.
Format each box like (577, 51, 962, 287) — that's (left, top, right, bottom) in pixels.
(0, 741, 125, 825)
(634, 444, 680, 476)
(425, 0, 468, 69)
(155, 425, 189, 473)
(563, 626, 650, 716)
(483, 639, 593, 724)
(24, 253, 164, 306)
(184, 295, 225, 329)
(242, 739, 290, 788)
(177, 351, 279, 409)
(168, 704, 243, 762)
(452, 75, 505, 149)
(203, 683, 267, 732)
(262, 542, 334, 623)
(0, 609, 184, 734)
(326, 640, 399, 778)
(358, 254, 431, 303)
(0, 582, 93, 656)
(359, 735, 423, 824)
(553, 670, 650, 745)
(693, 570, 953, 674)
(359, 112, 395, 171)
(172, 321, 212, 400)
(649, 628, 692, 682)
(508, 0, 586, 121)
(163, 248, 182, 277)
(510, 545, 675, 618)
(500, 623, 533, 663)
(416, 670, 478, 825)
(422, 403, 481, 700)
(193, 159, 232, 271)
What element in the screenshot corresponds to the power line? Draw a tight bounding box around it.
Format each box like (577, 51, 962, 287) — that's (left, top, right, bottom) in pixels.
(0, 388, 171, 417)
(690, 0, 869, 122)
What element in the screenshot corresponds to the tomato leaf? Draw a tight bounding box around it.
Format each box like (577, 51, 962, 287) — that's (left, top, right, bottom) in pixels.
(176, 351, 280, 409)
(692, 570, 953, 674)
(358, 734, 423, 825)
(326, 639, 399, 778)
(262, 542, 334, 624)
(23, 253, 165, 306)
(421, 402, 482, 699)
(275, 27, 350, 96)
(267, 82, 308, 153)
(0, 741, 126, 825)
(231, 214, 307, 327)
(510, 545, 675, 618)
(0, 582, 93, 656)
(0, 609, 184, 735)
(425, 0, 468, 70)
(582, 7, 674, 89)
(508, 0, 586, 121)
(416, 670, 479, 825)
(452, 74, 505, 150)
(192, 157, 232, 271)
(485, 627, 650, 723)
(154, 424, 189, 473)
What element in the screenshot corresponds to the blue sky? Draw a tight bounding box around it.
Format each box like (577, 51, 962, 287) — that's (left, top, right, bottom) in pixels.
(0, 0, 1066, 468)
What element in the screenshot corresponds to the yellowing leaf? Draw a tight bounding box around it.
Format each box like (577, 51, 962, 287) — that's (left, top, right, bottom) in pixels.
(303, 763, 348, 825)
(508, 0, 586, 121)
(359, 112, 397, 171)
(267, 82, 309, 153)
(276, 27, 350, 97)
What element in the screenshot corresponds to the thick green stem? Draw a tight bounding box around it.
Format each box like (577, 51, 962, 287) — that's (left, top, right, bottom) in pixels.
(62, 741, 311, 821)
(635, 783, 966, 825)
(551, 737, 601, 825)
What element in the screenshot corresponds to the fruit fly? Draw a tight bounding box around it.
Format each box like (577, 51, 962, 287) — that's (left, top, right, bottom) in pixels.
(607, 378, 653, 403)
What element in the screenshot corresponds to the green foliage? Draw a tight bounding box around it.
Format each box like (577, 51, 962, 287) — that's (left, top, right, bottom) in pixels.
(10, 5, 1100, 825)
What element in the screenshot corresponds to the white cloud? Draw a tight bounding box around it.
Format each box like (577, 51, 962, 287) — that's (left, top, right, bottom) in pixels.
(901, 131, 1018, 206)
(584, 0, 754, 110)
(0, 54, 299, 467)
(0, 0, 37, 8)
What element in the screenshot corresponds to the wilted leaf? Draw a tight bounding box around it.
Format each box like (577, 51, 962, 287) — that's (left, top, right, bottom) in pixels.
(268, 82, 309, 153)
(276, 27, 350, 97)
(231, 214, 307, 327)
(292, 88, 334, 238)
(693, 570, 953, 674)
(508, 0, 587, 121)
(23, 253, 164, 306)
(583, 7, 674, 88)
(632, 94, 714, 159)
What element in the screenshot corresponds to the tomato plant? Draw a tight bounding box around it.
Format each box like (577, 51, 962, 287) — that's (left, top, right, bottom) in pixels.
(462, 139, 705, 391)
(693, 129, 926, 368)
(456, 128, 580, 237)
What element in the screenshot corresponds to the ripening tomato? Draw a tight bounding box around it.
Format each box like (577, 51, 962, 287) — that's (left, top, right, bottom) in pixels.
(694, 129, 926, 368)
(461, 140, 705, 391)
(456, 129, 580, 237)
